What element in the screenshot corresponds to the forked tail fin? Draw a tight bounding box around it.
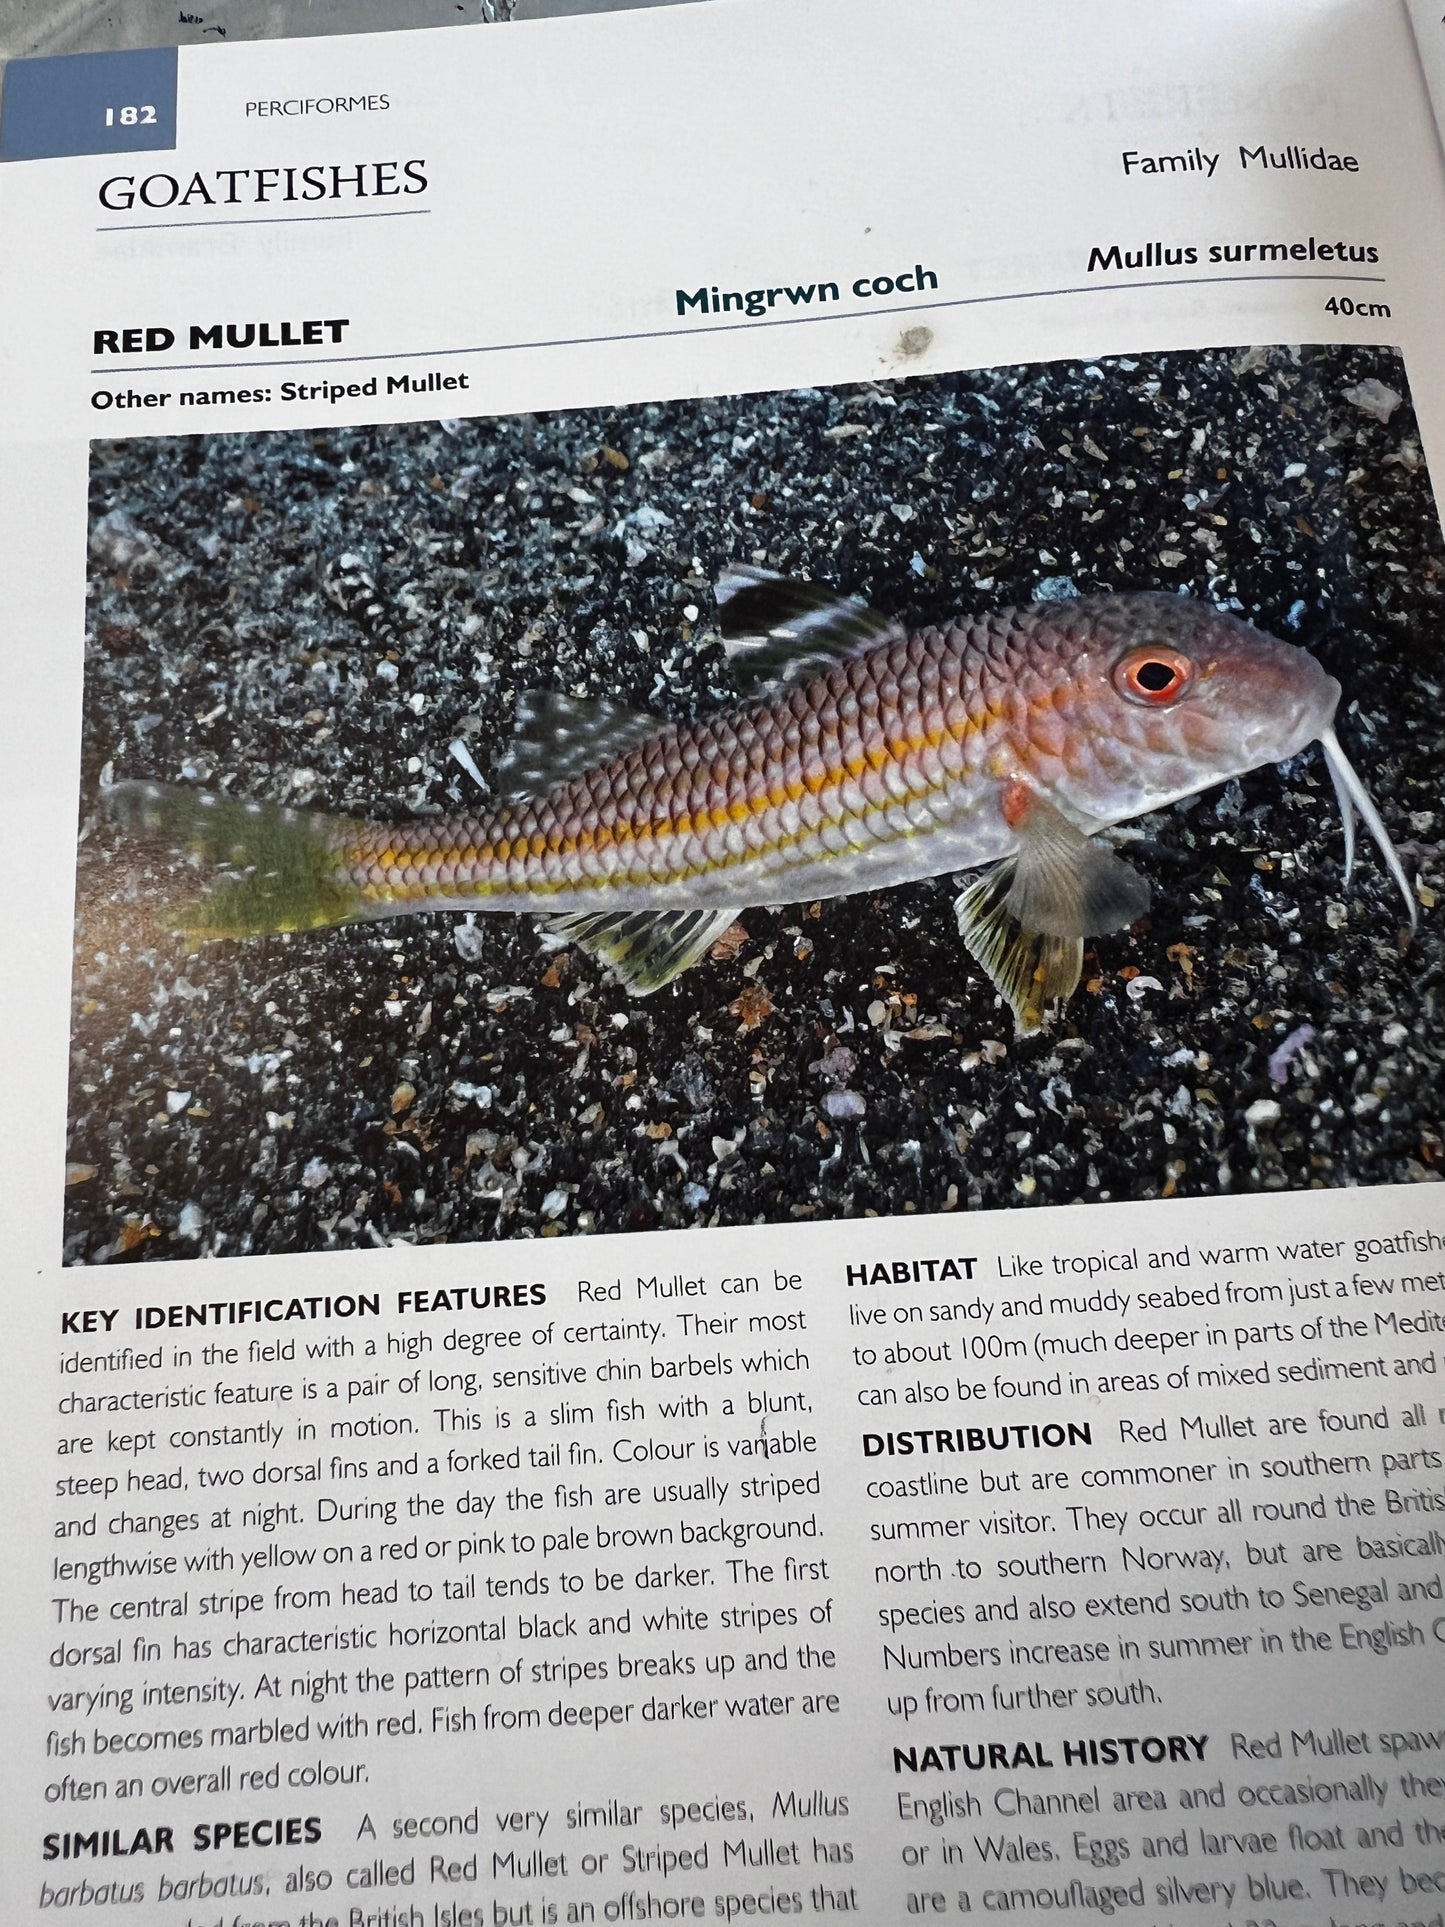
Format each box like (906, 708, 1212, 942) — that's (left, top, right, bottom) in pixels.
(103, 780, 365, 938)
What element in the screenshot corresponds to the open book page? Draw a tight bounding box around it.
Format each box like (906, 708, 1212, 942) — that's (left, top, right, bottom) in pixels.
(1, 1, 1443, 1921)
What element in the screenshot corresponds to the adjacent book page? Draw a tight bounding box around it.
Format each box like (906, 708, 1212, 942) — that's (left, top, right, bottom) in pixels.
(2, 2, 1443, 1923)
(1407, 0, 1445, 166)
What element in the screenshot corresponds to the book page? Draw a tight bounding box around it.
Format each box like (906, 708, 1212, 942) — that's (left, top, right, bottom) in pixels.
(1, 3, 1443, 1923)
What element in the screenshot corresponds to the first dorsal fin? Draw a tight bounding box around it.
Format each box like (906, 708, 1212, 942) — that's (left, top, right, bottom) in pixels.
(715, 564, 903, 695)
(493, 690, 666, 805)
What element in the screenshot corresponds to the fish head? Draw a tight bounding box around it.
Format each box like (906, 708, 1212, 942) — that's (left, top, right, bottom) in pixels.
(1046, 593, 1340, 817)
(1027, 592, 1414, 926)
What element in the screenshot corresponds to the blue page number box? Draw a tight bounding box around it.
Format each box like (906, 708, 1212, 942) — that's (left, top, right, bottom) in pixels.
(0, 47, 178, 162)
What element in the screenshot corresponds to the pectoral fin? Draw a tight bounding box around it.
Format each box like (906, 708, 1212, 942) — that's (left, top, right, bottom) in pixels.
(1001, 789, 1151, 938)
(539, 906, 743, 993)
(955, 791, 1150, 1032)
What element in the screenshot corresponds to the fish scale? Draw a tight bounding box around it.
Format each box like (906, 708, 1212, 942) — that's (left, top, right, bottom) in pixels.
(331, 605, 1150, 912)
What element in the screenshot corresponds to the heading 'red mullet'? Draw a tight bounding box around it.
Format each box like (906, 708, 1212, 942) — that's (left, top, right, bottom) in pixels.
(106, 572, 1416, 1032)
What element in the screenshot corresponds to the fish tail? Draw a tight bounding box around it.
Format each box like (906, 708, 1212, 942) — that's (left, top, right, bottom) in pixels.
(103, 780, 366, 938)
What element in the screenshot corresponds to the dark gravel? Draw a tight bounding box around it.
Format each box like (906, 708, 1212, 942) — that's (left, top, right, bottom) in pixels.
(66, 343, 1443, 1264)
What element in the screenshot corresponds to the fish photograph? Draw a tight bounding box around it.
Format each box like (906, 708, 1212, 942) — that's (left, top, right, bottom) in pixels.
(66, 344, 1442, 1263)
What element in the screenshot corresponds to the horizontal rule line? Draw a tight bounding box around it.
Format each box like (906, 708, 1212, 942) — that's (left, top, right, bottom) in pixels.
(96, 208, 432, 232)
(88, 270, 1392, 376)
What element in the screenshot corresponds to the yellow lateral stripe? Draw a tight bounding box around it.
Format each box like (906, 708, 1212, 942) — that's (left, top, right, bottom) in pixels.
(350, 698, 1008, 891)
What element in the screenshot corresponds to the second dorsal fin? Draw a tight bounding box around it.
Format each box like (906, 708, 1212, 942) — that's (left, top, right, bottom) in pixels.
(715, 564, 903, 695)
(493, 690, 667, 805)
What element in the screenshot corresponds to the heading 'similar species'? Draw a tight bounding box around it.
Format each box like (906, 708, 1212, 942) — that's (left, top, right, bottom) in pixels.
(105, 573, 1416, 1033)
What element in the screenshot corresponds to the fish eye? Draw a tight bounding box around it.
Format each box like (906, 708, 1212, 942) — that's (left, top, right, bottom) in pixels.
(1113, 644, 1194, 705)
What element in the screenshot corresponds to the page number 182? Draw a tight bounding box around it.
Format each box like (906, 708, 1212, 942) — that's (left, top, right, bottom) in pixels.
(104, 104, 158, 126)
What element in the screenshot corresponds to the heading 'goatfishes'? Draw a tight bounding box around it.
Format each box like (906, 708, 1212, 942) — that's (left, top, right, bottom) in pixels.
(106, 572, 1416, 1032)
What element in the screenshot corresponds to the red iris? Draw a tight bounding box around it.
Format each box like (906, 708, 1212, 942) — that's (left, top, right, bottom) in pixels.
(1113, 644, 1194, 705)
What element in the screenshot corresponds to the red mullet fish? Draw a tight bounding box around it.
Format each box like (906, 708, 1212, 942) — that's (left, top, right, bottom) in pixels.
(106, 572, 1416, 1032)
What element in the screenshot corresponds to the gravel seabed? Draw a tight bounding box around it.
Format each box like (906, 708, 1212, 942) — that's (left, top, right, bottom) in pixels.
(66, 343, 1442, 1264)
